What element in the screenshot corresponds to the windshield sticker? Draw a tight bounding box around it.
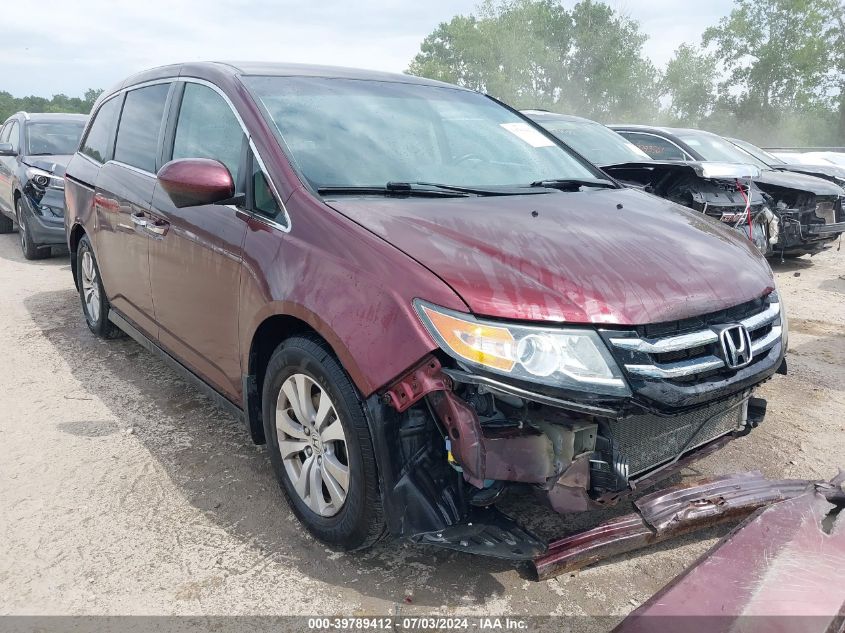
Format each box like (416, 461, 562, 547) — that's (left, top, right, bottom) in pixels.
(500, 122, 556, 148)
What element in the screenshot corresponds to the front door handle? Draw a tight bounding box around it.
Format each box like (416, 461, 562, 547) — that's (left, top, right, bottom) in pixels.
(145, 220, 169, 236)
(131, 213, 148, 228)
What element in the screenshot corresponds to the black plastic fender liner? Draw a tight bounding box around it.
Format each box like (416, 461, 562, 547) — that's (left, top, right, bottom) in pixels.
(364, 393, 467, 537)
(242, 373, 265, 444)
(413, 506, 546, 561)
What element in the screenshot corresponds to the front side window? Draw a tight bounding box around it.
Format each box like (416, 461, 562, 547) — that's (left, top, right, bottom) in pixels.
(244, 76, 602, 190)
(81, 97, 122, 163)
(114, 83, 170, 172)
(7, 121, 20, 152)
(26, 120, 86, 156)
(172, 83, 245, 185)
(252, 157, 282, 219)
(619, 132, 689, 162)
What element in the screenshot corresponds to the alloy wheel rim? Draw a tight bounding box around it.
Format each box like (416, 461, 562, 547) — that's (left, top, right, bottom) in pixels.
(81, 251, 101, 323)
(17, 205, 26, 251)
(275, 373, 350, 517)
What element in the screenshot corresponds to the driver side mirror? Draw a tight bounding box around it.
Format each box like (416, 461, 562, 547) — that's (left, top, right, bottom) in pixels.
(156, 158, 235, 208)
(0, 143, 16, 157)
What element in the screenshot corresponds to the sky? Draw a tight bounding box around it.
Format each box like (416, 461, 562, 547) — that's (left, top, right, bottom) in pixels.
(0, 0, 735, 98)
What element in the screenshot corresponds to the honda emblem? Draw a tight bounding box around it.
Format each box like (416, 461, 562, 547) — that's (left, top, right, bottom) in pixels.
(719, 324, 753, 369)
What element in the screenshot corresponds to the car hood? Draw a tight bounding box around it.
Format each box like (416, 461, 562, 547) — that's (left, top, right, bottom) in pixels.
(756, 169, 844, 196)
(22, 155, 71, 176)
(326, 187, 775, 325)
(777, 164, 845, 185)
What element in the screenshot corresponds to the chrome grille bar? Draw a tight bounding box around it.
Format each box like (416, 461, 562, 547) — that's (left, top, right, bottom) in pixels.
(611, 301, 781, 379)
(742, 302, 779, 332)
(625, 356, 725, 379)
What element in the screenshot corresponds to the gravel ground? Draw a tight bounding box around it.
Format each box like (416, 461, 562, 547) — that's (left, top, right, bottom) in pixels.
(0, 232, 843, 626)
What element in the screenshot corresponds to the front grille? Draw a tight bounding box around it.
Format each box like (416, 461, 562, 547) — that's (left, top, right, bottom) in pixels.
(608, 295, 782, 381)
(607, 396, 747, 476)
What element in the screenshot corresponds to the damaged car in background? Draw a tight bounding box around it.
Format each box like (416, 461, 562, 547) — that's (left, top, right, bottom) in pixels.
(523, 111, 774, 253)
(0, 112, 87, 259)
(725, 136, 845, 187)
(64, 63, 788, 561)
(611, 124, 845, 258)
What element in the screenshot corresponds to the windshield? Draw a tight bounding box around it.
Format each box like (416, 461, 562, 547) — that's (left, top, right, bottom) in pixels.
(535, 117, 651, 166)
(729, 138, 784, 166)
(25, 120, 85, 155)
(244, 76, 601, 190)
(676, 131, 770, 170)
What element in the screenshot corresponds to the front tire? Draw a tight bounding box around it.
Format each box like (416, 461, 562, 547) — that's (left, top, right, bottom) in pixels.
(17, 199, 50, 260)
(76, 234, 122, 339)
(262, 335, 386, 550)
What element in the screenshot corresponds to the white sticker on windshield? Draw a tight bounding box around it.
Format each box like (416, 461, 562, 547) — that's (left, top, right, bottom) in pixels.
(500, 122, 556, 148)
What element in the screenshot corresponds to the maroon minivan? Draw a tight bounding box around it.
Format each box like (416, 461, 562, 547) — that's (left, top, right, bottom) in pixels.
(64, 63, 787, 557)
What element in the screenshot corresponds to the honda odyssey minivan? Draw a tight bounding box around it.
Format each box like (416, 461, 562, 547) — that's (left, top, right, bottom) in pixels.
(64, 63, 787, 557)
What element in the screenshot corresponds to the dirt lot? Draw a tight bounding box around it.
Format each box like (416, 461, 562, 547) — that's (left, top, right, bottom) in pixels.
(0, 231, 843, 625)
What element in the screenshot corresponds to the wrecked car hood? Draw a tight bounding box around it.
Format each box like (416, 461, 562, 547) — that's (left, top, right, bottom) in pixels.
(775, 163, 845, 186)
(22, 154, 71, 176)
(756, 168, 844, 196)
(327, 188, 775, 325)
(602, 159, 760, 181)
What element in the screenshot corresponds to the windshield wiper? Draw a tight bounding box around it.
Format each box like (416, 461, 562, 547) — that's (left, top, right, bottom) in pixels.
(318, 182, 549, 198)
(404, 181, 547, 196)
(528, 177, 617, 191)
(317, 184, 469, 198)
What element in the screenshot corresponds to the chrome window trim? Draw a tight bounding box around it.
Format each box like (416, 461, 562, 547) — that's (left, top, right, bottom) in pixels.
(89, 76, 292, 234)
(110, 160, 156, 178)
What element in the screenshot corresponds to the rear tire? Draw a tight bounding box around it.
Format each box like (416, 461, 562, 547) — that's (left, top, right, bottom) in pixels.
(17, 199, 50, 260)
(76, 234, 122, 339)
(262, 334, 386, 550)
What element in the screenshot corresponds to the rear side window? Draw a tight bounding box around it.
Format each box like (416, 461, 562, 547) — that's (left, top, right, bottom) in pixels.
(172, 83, 245, 185)
(619, 132, 689, 161)
(0, 122, 11, 143)
(81, 96, 122, 163)
(114, 83, 170, 173)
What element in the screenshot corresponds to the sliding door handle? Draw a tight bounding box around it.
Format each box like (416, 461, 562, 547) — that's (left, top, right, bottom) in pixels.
(130, 213, 148, 228)
(146, 221, 169, 236)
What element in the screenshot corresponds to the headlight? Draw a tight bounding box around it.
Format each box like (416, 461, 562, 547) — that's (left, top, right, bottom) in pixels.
(25, 166, 64, 189)
(414, 300, 630, 396)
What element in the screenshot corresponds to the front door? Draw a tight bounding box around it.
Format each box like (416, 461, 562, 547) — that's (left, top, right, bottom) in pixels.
(147, 81, 248, 400)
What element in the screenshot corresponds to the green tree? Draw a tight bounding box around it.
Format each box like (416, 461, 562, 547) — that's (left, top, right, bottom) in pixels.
(408, 0, 659, 119)
(560, 0, 659, 121)
(0, 89, 102, 123)
(703, 0, 842, 119)
(409, 0, 571, 109)
(660, 44, 718, 126)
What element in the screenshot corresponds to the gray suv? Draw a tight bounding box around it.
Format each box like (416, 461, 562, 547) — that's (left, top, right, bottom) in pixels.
(0, 112, 87, 259)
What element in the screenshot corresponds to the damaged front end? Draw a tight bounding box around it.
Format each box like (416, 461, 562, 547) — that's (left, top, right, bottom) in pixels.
(603, 161, 845, 258)
(366, 292, 787, 559)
